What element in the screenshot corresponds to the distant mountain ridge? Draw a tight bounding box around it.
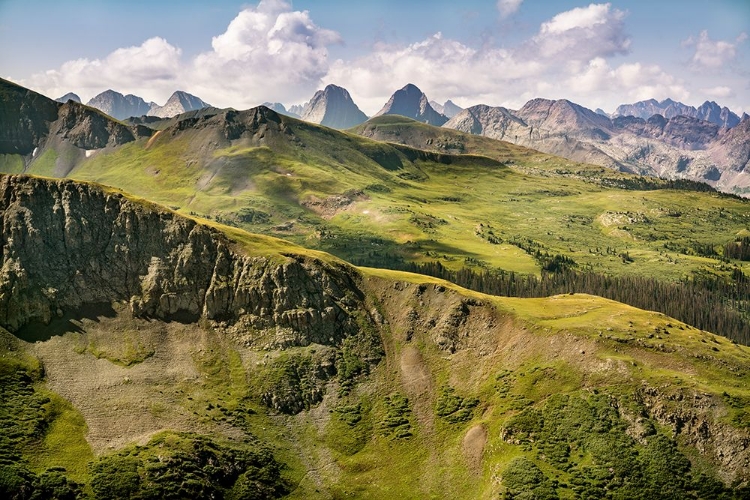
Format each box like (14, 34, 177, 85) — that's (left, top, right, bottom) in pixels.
(149, 91, 210, 118)
(443, 98, 750, 194)
(375, 84, 448, 126)
(615, 98, 740, 129)
(85, 89, 210, 120)
(430, 100, 463, 118)
(55, 92, 81, 104)
(261, 102, 300, 118)
(300, 84, 368, 129)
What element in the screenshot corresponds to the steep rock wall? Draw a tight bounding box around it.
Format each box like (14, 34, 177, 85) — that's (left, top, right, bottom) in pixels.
(0, 175, 362, 346)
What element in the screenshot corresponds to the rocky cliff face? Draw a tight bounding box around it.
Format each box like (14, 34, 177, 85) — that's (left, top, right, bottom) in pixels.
(0, 175, 365, 347)
(86, 90, 155, 120)
(0, 78, 144, 156)
(55, 92, 81, 104)
(444, 98, 750, 193)
(375, 84, 448, 126)
(147, 91, 210, 119)
(615, 98, 740, 129)
(300, 84, 368, 129)
(0, 78, 59, 155)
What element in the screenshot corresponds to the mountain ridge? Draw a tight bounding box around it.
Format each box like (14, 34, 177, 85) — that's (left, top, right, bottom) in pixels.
(300, 84, 368, 129)
(615, 98, 741, 128)
(85, 89, 210, 120)
(1, 173, 749, 497)
(444, 97, 750, 194)
(375, 83, 448, 126)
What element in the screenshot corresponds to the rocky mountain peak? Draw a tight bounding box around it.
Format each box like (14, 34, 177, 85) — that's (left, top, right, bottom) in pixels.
(430, 99, 463, 118)
(615, 98, 740, 129)
(300, 84, 367, 129)
(374, 84, 448, 126)
(261, 102, 300, 118)
(86, 90, 155, 120)
(55, 92, 81, 104)
(147, 91, 210, 119)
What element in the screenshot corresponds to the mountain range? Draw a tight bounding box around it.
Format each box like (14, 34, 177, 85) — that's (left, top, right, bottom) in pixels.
(614, 98, 741, 128)
(84, 89, 210, 120)
(2, 76, 750, 498)
(56, 83, 749, 194)
(443, 98, 750, 194)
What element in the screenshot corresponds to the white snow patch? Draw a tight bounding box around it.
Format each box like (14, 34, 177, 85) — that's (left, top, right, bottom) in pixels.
(85, 150, 98, 158)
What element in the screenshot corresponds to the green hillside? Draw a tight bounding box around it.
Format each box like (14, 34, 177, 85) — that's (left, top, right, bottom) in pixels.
(5, 105, 750, 343)
(1, 176, 749, 498)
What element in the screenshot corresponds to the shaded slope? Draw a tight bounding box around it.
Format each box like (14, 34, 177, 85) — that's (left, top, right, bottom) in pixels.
(300, 84, 368, 129)
(375, 84, 448, 126)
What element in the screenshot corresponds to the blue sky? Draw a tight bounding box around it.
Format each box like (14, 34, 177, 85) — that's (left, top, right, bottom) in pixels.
(1, 0, 748, 114)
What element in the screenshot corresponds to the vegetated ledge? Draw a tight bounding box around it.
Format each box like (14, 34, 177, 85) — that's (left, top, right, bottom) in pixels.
(0, 174, 367, 349)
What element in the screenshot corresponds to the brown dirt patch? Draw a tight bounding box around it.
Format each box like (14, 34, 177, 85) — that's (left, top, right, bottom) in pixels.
(462, 424, 488, 472)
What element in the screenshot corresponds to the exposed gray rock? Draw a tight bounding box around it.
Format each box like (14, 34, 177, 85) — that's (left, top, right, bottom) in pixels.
(444, 98, 750, 193)
(375, 84, 448, 126)
(148, 91, 210, 118)
(261, 102, 300, 118)
(0, 175, 365, 348)
(55, 92, 81, 104)
(615, 98, 740, 129)
(86, 90, 155, 120)
(300, 84, 367, 129)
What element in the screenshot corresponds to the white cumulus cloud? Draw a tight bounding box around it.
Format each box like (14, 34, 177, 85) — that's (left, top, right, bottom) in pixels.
(701, 86, 735, 99)
(685, 30, 747, 69)
(190, 0, 341, 107)
(24, 0, 341, 107)
(529, 3, 630, 61)
(26, 37, 182, 103)
(326, 3, 636, 114)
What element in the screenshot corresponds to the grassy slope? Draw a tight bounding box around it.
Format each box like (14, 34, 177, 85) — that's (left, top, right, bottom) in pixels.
(5, 112, 748, 285)
(0, 179, 748, 497)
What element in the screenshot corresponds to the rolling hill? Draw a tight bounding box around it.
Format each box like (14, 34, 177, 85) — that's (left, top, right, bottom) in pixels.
(3, 78, 750, 342)
(1, 174, 749, 498)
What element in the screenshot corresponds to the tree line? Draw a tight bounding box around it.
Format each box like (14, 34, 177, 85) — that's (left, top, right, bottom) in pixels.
(394, 260, 750, 345)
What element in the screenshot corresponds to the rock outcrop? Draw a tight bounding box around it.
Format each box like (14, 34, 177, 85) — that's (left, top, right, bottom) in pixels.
(375, 84, 448, 126)
(0, 78, 144, 156)
(147, 91, 210, 118)
(0, 175, 364, 347)
(444, 98, 750, 193)
(55, 92, 81, 104)
(86, 90, 155, 120)
(615, 98, 741, 129)
(300, 84, 368, 129)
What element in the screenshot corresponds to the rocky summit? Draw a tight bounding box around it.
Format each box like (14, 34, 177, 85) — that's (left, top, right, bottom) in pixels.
(261, 102, 300, 118)
(430, 99, 463, 118)
(375, 83, 448, 126)
(300, 84, 368, 129)
(147, 90, 210, 119)
(444, 97, 750, 194)
(615, 98, 741, 129)
(86, 90, 155, 120)
(55, 92, 81, 104)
